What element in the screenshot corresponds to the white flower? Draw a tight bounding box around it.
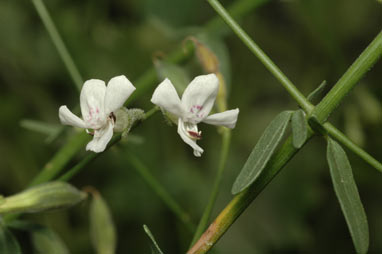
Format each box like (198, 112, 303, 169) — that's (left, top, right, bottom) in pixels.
(59, 75, 136, 153)
(151, 73, 239, 157)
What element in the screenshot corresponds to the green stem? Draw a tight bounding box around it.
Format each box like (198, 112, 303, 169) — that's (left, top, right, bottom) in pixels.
(32, 0, 83, 91)
(188, 2, 382, 253)
(124, 153, 196, 233)
(311, 30, 382, 123)
(190, 129, 231, 246)
(29, 132, 91, 186)
(187, 134, 312, 254)
(206, 0, 314, 113)
(323, 123, 382, 172)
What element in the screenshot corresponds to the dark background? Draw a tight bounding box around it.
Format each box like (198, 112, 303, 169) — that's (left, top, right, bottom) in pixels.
(0, 0, 381, 253)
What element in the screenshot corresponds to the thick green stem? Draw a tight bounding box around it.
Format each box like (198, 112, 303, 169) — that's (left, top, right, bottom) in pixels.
(32, 0, 83, 91)
(124, 153, 196, 233)
(311, 31, 382, 123)
(190, 129, 231, 246)
(206, 0, 314, 113)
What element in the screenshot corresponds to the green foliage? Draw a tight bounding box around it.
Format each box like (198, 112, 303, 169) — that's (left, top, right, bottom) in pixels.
(327, 138, 369, 254)
(0, 182, 87, 214)
(90, 191, 117, 254)
(306, 80, 327, 103)
(31, 225, 69, 254)
(143, 225, 164, 254)
(232, 111, 292, 194)
(0, 223, 22, 254)
(291, 109, 308, 149)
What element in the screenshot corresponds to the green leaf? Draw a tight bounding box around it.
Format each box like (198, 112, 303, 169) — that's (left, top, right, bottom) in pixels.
(232, 111, 292, 194)
(307, 80, 327, 103)
(0, 223, 22, 254)
(327, 138, 369, 254)
(143, 225, 164, 254)
(31, 225, 69, 254)
(90, 191, 116, 254)
(20, 119, 61, 143)
(291, 109, 308, 149)
(0, 182, 87, 214)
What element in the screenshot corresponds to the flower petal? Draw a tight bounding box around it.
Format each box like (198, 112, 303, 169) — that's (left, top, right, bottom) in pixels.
(104, 75, 136, 114)
(58, 105, 87, 128)
(177, 119, 204, 157)
(181, 73, 219, 123)
(203, 108, 239, 129)
(151, 78, 185, 117)
(86, 121, 114, 153)
(80, 79, 107, 129)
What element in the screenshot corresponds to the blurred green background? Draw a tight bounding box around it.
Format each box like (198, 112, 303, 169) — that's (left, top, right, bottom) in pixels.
(0, 0, 381, 253)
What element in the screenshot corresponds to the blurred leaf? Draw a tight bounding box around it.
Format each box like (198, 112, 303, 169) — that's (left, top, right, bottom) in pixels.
(31, 225, 69, 254)
(307, 80, 327, 103)
(232, 111, 292, 194)
(326, 138, 369, 254)
(143, 225, 164, 254)
(344, 105, 364, 146)
(187, 34, 230, 111)
(90, 191, 116, 254)
(20, 119, 61, 143)
(194, 33, 231, 87)
(0, 182, 87, 214)
(356, 86, 381, 124)
(291, 109, 308, 149)
(154, 59, 191, 94)
(0, 223, 22, 254)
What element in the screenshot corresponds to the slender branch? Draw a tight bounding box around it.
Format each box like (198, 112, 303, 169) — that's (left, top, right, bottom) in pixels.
(124, 153, 196, 233)
(323, 123, 382, 172)
(190, 129, 231, 246)
(311, 30, 382, 123)
(32, 0, 83, 91)
(206, 0, 314, 113)
(29, 132, 90, 186)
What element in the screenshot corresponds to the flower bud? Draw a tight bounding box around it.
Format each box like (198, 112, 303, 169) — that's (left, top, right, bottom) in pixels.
(0, 182, 87, 214)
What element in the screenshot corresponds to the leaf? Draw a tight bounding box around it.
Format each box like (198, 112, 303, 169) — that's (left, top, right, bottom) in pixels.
(143, 225, 164, 254)
(20, 119, 61, 143)
(0, 182, 87, 214)
(327, 138, 369, 254)
(307, 80, 327, 103)
(291, 109, 308, 149)
(31, 225, 69, 254)
(232, 111, 292, 194)
(187, 34, 231, 111)
(0, 223, 22, 254)
(90, 191, 117, 254)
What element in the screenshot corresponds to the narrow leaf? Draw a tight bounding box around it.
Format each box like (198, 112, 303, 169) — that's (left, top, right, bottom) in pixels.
(307, 80, 327, 103)
(327, 138, 369, 254)
(232, 111, 292, 194)
(0, 223, 22, 254)
(31, 225, 69, 254)
(20, 119, 61, 143)
(90, 191, 116, 254)
(291, 109, 308, 148)
(143, 225, 164, 254)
